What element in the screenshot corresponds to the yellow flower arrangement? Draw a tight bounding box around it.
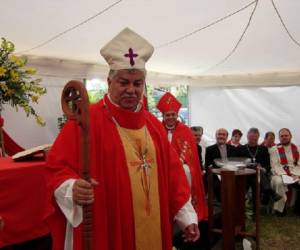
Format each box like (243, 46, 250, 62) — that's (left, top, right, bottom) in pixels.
(25, 68, 36, 74)
(10, 70, 19, 82)
(10, 55, 25, 67)
(0, 38, 46, 126)
(0, 67, 6, 77)
(31, 95, 39, 103)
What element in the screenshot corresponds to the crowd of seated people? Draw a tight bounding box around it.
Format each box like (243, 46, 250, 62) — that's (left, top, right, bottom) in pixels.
(190, 126, 300, 217)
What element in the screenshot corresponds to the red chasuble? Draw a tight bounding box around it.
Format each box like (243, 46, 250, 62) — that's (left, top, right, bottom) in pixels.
(45, 95, 190, 250)
(167, 122, 208, 221)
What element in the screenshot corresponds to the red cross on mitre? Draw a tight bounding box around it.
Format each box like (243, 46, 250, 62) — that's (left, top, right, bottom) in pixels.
(124, 48, 138, 66)
(166, 97, 172, 104)
(156, 92, 182, 113)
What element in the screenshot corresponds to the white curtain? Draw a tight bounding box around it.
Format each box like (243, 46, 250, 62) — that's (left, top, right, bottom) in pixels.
(2, 56, 300, 149)
(189, 85, 300, 145)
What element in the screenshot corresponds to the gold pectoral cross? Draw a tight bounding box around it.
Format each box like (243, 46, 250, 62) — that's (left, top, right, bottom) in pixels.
(140, 154, 152, 216)
(140, 154, 152, 176)
(131, 154, 153, 216)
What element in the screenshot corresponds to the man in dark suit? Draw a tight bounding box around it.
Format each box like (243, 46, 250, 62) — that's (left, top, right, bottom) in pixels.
(191, 126, 204, 169)
(238, 128, 281, 216)
(205, 128, 238, 168)
(205, 128, 238, 199)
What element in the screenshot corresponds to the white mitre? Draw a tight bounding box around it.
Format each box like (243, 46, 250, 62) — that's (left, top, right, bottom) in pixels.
(100, 27, 154, 70)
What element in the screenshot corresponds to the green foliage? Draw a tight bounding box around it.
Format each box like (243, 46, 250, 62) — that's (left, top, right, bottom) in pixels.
(147, 85, 189, 123)
(0, 38, 46, 126)
(172, 85, 188, 107)
(57, 114, 67, 130)
(88, 89, 106, 104)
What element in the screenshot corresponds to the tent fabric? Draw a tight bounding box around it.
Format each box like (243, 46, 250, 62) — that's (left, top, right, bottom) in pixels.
(1, 0, 300, 148)
(27, 56, 300, 87)
(189, 85, 300, 145)
(3, 78, 300, 149)
(2, 129, 24, 156)
(1, 0, 300, 78)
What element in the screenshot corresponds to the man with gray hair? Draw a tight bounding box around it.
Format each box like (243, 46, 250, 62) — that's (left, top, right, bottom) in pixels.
(205, 128, 238, 200)
(238, 128, 281, 216)
(46, 28, 199, 250)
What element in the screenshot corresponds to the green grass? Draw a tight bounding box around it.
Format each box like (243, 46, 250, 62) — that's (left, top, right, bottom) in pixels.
(202, 198, 300, 250)
(259, 211, 300, 250)
(244, 208, 300, 250)
(243, 197, 300, 250)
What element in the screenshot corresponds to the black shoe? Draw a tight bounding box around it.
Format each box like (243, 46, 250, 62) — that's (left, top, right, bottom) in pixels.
(271, 192, 282, 202)
(275, 210, 286, 217)
(261, 194, 270, 205)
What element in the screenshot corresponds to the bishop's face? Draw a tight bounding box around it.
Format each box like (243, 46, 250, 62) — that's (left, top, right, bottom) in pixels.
(108, 69, 145, 111)
(163, 111, 178, 128)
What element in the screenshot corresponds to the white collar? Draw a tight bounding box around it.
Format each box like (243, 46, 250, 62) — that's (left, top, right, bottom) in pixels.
(165, 124, 175, 130)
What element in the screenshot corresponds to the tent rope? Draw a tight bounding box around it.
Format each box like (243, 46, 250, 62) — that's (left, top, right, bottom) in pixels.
(271, 0, 300, 48)
(16, 0, 123, 54)
(155, 0, 257, 49)
(203, 0, 259, 73)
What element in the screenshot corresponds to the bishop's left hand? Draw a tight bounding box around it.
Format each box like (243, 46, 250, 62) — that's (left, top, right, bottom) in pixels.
(182, 223, 200, 242)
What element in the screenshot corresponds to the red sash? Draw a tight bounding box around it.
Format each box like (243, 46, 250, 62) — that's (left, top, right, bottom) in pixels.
(277, 143, 299, 175)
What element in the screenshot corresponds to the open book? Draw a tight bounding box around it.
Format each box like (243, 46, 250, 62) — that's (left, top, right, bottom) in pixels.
(282, 174, 298, 185)
(12, 144, 52, 161)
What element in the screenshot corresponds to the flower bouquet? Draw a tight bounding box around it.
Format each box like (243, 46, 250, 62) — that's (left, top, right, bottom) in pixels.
(0, 38, 46, 126)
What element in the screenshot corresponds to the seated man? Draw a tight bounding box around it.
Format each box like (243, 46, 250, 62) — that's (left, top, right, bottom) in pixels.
(270, 128, 300, 215)
(227, 129, 243, 147)
(238, 128, 281, 212)
(262, 131, 276, 148)
(205, 128, 238, 200)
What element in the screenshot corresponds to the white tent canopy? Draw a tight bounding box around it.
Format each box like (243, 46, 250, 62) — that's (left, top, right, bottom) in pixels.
(1, 0, 300, 148)
(1, 0, 300, 81)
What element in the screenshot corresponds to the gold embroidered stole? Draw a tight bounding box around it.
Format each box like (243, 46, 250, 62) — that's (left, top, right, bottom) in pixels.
(117, 126, 162, 250)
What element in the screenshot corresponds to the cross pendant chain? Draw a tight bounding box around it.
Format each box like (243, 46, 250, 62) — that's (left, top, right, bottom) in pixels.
(141, 154, 151, 176)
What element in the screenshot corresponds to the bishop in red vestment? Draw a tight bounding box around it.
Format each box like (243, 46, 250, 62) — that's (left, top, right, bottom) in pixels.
(45, 28, 199, 250)
(156, 92, 208, 222)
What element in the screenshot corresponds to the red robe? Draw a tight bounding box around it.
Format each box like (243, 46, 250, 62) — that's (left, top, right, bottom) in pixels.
(45, 95, 190, 250)
(167, 122, 208, 221)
